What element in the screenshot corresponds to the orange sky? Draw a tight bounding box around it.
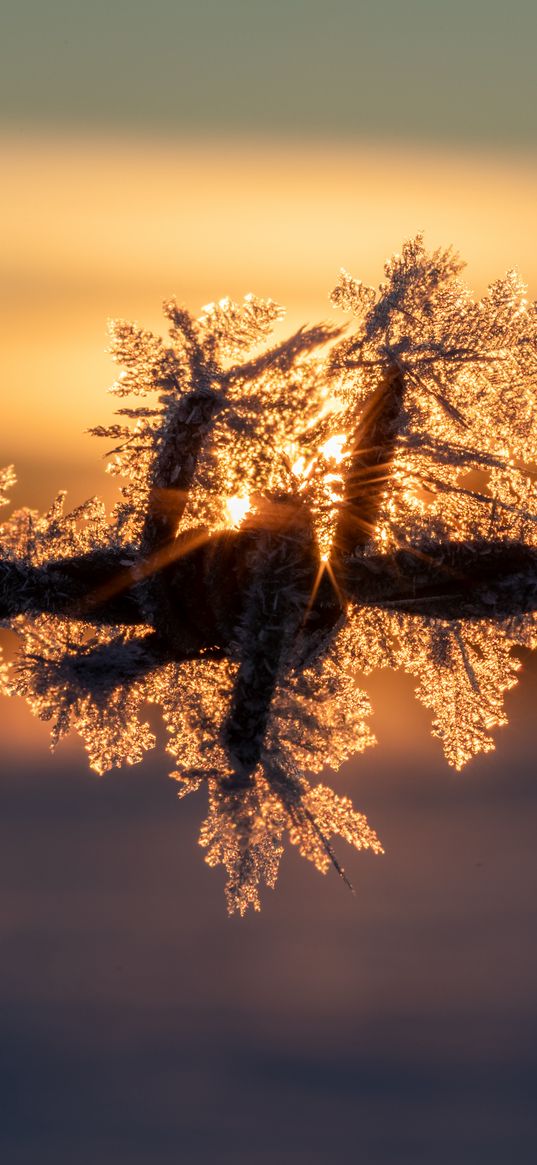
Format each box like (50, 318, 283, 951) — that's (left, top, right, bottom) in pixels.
(2, 132, 537, 486)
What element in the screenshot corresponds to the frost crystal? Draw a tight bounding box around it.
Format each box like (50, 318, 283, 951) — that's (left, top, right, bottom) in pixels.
(1, 237, 536, 913)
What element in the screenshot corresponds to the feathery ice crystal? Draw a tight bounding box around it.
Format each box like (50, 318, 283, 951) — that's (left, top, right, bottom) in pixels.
(1, 235, 536, 912)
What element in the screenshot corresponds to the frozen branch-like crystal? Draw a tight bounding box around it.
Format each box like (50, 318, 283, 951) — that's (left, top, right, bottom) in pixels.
(1, 236, 536, 912)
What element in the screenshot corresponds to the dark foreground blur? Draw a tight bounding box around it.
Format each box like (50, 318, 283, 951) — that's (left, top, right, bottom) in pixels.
(1, 658, 536, 1165)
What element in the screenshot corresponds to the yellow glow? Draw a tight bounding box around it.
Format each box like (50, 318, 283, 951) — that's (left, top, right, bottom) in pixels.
(2, 130, 536, 475)
(318, 434, 347, 462)
(290, 455, 316, 481)
(224, 494, 251, 527)
(291, 455, 306, 477)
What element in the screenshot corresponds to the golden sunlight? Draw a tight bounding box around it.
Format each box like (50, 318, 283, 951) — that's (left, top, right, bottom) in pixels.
(224, 494, 251, 527)
(2, 130, 536, 480)
(318, 434, 347, 463)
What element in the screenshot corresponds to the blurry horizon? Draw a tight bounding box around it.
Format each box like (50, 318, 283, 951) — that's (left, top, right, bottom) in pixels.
(2, 0, 536, 498)
(2, 129, 537, 505)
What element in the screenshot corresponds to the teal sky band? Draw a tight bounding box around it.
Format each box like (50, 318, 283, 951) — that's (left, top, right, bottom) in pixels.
(1, 0, 536, 147)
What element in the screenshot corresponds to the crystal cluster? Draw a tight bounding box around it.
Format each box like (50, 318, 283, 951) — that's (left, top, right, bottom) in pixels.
(1, 236, 536, 912)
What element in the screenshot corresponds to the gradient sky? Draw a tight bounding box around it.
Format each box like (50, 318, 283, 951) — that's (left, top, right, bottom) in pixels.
(2, 0, 536, 499)
(2, 136, 536, 511)
(1, 5, 537, 1164)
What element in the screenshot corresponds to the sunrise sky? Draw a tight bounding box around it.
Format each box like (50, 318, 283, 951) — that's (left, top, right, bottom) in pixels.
(1, 3, 537, 1163)
(2, 1, 537, 505)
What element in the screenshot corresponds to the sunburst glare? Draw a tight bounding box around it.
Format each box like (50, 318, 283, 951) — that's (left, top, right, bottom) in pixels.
(1, 236, 536, 913)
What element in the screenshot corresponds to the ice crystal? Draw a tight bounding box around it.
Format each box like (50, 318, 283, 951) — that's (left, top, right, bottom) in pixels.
(0, 466, 16, 508)
(1, 236, 536, 912)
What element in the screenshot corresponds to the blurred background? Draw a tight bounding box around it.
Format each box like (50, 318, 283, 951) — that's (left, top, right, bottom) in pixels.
(1, 2, 537, 1162)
